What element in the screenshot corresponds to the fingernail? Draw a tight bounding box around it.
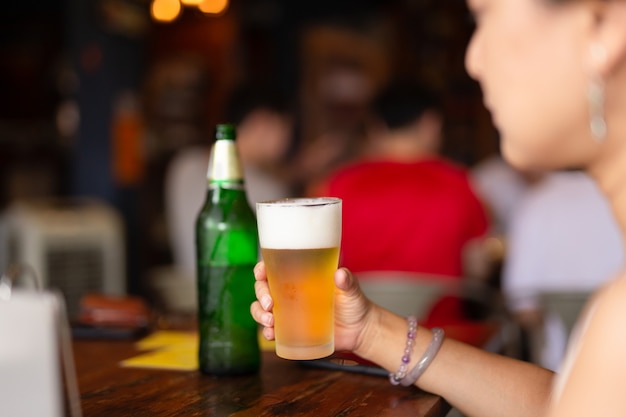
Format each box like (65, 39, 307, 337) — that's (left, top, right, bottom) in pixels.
(261, 295, 272, 310)
(262, 312, 273, 327)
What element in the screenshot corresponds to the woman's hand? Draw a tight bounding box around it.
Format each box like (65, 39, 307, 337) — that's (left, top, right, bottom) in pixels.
(250, 262, 276, 341)
(250, 262, 375, 353)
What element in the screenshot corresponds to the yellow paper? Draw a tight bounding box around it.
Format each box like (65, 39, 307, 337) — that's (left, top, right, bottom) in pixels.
(120, 345, 198, 371)
(120, 329, 276, 371)
(134, 330, 197, 351)
(120, 330, 198, 371)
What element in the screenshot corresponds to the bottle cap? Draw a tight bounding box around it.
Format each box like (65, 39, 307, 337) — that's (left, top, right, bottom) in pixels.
(215, 124, 236, 141)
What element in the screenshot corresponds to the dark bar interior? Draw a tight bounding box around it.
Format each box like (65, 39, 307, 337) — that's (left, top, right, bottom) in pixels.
(0, 0, 496, 309)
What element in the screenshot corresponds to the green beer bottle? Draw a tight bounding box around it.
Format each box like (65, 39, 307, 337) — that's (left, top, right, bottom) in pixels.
(195, 124, 260, 375)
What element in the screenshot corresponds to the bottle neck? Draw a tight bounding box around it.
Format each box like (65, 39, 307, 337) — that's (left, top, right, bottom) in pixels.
(208, 139, 245, 190)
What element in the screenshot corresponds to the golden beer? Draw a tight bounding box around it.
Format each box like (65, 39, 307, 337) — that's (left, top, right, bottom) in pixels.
(256, 198, 342, 360)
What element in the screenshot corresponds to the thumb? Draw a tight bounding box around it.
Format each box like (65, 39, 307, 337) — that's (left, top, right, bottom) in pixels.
(335, 267, 360, 294)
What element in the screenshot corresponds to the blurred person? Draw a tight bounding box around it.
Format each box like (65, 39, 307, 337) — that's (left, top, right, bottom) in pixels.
(310, 80, 489, 279)
(472, 152, 536, 236)
(164, 84, 295, 278)
(502, 170, 624, 370)
(294, 127, 366, 196)
(251, 2, 626, 417)
(293, 45, 384, 195)
(308, 80, 490, 325)
(469, 151, 541, 289)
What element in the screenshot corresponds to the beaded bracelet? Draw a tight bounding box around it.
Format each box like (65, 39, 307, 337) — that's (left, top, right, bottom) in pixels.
(400, 327, 445, 387)
(389, 316, 418, 385)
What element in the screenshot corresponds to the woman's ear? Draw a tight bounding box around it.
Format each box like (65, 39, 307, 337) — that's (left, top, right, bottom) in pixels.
(589, 2, 626, 77)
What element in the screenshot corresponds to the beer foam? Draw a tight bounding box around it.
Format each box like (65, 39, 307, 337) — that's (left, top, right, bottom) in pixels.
(256, 198, 342, 249)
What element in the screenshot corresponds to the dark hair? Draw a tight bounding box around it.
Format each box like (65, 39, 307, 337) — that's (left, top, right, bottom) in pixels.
(225, 84, 289, 126)
(371, 81, 442, 130)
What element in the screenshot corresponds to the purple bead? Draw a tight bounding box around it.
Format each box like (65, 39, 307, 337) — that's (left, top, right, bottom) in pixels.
(390, 374, 401, 385)
(390, 316, 421, 387)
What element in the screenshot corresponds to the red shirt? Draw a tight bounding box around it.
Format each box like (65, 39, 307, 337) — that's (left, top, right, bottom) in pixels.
(313, 158, 489, 277)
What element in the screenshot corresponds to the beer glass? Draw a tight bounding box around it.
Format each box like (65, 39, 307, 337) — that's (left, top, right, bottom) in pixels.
(256, 197, 342, 360)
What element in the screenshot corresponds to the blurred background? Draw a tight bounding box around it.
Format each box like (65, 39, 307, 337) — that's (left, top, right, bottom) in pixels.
(0, 0, 498, 315)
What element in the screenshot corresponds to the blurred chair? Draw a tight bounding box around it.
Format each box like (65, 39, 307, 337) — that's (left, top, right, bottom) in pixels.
(0, 198, 126, 318)
(523, 291, 592, 370)
(355, 271, 460, 319)
(540, 291, 592, 336)
(356, 270, 525, 359)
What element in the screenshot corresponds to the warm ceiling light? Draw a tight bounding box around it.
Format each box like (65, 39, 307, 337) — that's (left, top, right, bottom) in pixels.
(180, 0, 203, 5)
(151, 0, 181, 22)
(198, 0, 229, 15)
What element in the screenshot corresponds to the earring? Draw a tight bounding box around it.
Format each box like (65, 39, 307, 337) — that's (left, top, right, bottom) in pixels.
(588, 44, 607, 142)
(588, 75, 606, 142)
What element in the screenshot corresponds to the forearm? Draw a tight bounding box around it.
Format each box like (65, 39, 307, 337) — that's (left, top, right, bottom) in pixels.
(427, 336, 554, 417)
(355, 307, 555, 417)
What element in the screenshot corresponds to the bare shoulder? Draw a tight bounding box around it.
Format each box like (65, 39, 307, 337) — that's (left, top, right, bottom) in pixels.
(548, 272, 626, 416)
(589, 272, 626, 326)
(579, 273, 626, 351)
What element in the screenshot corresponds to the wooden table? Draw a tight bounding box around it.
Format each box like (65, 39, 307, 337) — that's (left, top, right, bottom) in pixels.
(72, 322, 498, 416)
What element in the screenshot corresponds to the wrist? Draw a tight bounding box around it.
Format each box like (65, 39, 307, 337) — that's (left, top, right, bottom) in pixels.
(352, 302, 379, 358)
(399, 327, 445, 386)
(352, 306, 410, 370)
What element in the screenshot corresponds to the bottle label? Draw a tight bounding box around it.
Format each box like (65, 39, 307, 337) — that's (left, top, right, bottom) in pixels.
(209, 140, 244, 182)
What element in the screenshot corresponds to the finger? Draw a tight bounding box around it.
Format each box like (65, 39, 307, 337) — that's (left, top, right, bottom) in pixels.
(253, 262, 273, 310)
(262, 326, 275, 341)
(250, 300, 274, 328)
(254, 280, 273, 311)
(253, 261, 267, 282)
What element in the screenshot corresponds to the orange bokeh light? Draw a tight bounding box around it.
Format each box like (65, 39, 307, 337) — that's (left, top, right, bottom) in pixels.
(198, 0, 229, 15)
(151, 0, 182, 23)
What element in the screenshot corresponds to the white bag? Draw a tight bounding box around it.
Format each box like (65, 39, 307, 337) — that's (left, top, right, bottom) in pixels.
(0, 267, 82, 417)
